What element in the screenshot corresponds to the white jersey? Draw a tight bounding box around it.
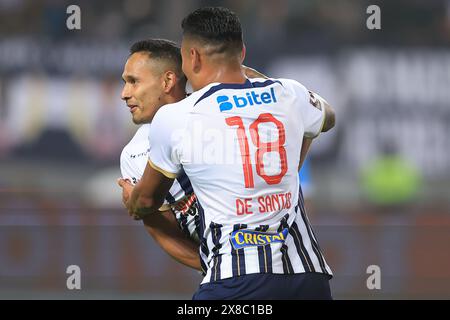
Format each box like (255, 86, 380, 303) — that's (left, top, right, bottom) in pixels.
(120, 124, 202, 248)
(148, 78, 332, 284)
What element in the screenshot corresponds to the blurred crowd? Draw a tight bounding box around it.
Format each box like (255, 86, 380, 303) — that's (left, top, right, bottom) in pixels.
(1, 0, 450, 52)
(0, 0, 450, 300)
(0, 0, 449, 206)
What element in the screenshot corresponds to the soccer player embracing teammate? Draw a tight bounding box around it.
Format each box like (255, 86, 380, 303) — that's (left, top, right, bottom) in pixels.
(121, 7, 335, 300)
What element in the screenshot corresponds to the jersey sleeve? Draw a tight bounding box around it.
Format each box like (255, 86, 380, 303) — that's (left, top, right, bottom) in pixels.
(120, 147, 138, 183)
(147, 106, 183, 178)
(281, 79, 326, 138)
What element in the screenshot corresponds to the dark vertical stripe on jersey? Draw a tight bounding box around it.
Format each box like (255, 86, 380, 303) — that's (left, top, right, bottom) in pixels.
(289, 221, 314, 272)
(277, 213, 290, 232)
(230, 247, 239, 277)
(194, 214, 202, 244)
(176, 168, 193, 195)
(255, 225, 272, 273)
(165, 192, 176, 204)
(197, 200, 206, 235)
(298, 189, 328, 272)
(231, 224, 247, 277)
(210, 222, 223, 282)
(280, 244, 293, 274)
(195, 214, 208, 275)
(277, 214, 293, 274)
(178, 212, 190, 237)
(196, 200, 210, 273)
(200, 238, 209, 275)
(263, 243, 273, 273)
(297, 190, 328, 274)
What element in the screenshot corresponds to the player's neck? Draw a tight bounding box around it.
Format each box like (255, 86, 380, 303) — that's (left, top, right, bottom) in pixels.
(196, 63, 246, 90)
(165, 86, 187, 104)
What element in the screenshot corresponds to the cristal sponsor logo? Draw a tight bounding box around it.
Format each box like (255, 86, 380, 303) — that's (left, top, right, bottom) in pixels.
(230, 227, 288, 250)
(217, 87, 277, 112)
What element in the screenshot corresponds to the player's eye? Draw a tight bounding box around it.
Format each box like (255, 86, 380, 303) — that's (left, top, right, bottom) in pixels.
(125, 77, 137, 85)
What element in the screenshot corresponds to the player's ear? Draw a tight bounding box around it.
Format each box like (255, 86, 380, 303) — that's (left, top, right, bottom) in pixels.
(191, 47, 201, 74)
(240, 44, 246, 63)
(162, 71, 177, 93)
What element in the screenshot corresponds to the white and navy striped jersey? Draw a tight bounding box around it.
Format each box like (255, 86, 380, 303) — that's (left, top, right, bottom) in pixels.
(120, 124, 202, 244)
(148, 78, 333, 284)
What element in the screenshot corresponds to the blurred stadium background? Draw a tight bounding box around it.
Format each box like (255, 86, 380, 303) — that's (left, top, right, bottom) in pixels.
(0, 0, 449, 299)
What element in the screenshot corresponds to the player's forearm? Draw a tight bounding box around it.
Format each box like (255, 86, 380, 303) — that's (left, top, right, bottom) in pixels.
(128, 181, 160, 217)
(142, 211, 201, 271)
(319, 97, 335, 132)
(298, 137, 313, 171)
(130, 162, 176, 218)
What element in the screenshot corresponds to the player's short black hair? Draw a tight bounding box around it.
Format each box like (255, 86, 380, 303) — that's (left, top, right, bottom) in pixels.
(129, 39, 184, 79)
(181, 7, 243, 55)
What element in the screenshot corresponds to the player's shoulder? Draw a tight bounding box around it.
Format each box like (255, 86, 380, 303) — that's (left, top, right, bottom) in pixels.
(156, 92, 194, 115)
(121, 124, 150, 157)
(247, 77, 284, 86)
(153, 87, 215, 124)
(126, 124, 150, 146)
(134, 123, 151, 139)
(275, 78, 310, 101)
(246, 76, 308, 96)
(276, 77, 307, 91)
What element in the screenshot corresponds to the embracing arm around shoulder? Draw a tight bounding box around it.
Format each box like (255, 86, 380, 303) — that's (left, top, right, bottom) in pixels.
(314, 91, 335, 133)
(128, 160, 174, 218)
(120, 162, 202, 271)
(142, 210, 201, 271)
(298, 91, 335, 170)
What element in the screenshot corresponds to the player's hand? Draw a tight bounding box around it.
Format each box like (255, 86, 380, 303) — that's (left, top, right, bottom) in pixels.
(117, 178, 141, 221)
(242, 65, 268, 79)
(117, 178, 132, 203)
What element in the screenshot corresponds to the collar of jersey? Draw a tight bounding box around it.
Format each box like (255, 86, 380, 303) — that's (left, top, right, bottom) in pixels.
(194, 79, 254, 106)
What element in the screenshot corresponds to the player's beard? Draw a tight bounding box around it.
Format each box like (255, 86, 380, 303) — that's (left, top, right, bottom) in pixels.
(132, 106, 156, 125)
(131, 108, 145, 124)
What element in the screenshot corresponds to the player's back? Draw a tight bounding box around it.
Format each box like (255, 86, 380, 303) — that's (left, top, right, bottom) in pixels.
(182, 78, 320, 227)
(149, 77, 331, 283)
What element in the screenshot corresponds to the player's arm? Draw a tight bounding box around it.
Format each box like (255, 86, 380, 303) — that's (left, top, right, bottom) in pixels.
(310, 91, 335, 133)
(242, 66, 316, 171)
(243, 66, 336, 133)
(142, 209, 201, 271)
(119, 169, 201, 271)
(319, 97, 335, 133)
(242, 65, 268, 79)
(242, 69, 334, 165)
(298, 137, 313, 171)
(244, 66, 314, 171)
(241, 66, 315, 170)
(298, 90, 335, 169)
(123, 160, 173, 218)
(298, 92, 335, 168)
